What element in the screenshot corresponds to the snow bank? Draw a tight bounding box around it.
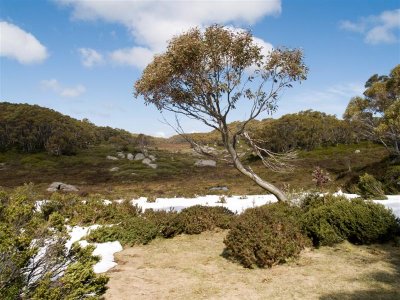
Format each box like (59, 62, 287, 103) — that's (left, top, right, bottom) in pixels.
(373, 196, 400, 218)
(67, 225, 122, 273)
(131, 192, 400, 218)
(132, 194, 278, 214)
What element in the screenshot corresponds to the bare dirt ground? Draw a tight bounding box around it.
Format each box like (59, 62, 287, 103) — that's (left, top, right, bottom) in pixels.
(105, 230, 400, 300)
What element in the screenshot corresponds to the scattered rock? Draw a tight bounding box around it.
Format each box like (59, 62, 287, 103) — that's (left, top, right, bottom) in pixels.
(195, 159, 216, 167)
(149, 155, 156, 161)
(354, 149, 361, 154)
(110, 167, 120, 172)
(209, 186, 229, 191)
(127, 153, 134, 160)
(47, 182, 79, 192)
(107, 155, 118, 160)
(134, 153, 145, 160)
(142, 158, 158, 169)
(142, 158, 152, 165)
(117, 152, 125, 159)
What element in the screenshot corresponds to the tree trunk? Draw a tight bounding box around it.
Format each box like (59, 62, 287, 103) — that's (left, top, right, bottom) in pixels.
(226, 142, 288, 202)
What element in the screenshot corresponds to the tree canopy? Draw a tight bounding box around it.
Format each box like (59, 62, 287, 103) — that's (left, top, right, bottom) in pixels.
(135, 25, 308, 201)
(344, 64, 400, 155)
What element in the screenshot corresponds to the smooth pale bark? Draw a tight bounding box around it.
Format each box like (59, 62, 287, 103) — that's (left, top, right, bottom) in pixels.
(226, 142, 288, 202)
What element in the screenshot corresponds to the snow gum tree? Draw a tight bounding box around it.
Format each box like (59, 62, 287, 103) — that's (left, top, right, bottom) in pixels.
(344, 64, 400, 156)
(135, 25, 308, 201)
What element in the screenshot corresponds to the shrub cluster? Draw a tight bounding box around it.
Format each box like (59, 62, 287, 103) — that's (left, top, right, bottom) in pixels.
(87, 218, 159, 246)
(223, 203, 310, 268)
(87, 205, 236, 246)
(357, 173, 387, 199)
(301, 194, 398, 246)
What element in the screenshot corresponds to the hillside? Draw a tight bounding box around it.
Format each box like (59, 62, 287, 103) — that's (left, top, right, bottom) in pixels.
(0, 102, 135, 155)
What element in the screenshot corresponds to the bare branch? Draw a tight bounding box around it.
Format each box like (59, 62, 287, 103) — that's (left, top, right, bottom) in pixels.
(242, 131, 297, 173)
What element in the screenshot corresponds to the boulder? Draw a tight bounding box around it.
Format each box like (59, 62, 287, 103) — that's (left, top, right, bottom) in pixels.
(142, 158, 158, 169)
(117, 152, 125, 159)
(209, 186, 229, 191)
(106, 155, 118, 160)
(142, 158, 152, 165)
(194, 159, 216, 167)
(47, 182, 79, 192)
(110, 167, 120, 172)
(134, 153, 145, 160)
(127, 153, 134, 160)
(149, 155, 156, 161)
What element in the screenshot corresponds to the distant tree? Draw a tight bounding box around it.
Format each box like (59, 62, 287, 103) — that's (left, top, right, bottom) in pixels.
(135, 25, 308, 201)
(344, 65, 400, 156)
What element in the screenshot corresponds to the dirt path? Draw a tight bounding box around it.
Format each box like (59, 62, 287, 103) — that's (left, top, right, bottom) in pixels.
(105, 231, 400, 300)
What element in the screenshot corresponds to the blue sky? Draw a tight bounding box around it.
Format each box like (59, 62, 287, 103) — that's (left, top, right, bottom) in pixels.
(1, 0, 399, 137)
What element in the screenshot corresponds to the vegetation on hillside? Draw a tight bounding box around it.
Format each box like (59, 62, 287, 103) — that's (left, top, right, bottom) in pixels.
(0, 102, 134, 155)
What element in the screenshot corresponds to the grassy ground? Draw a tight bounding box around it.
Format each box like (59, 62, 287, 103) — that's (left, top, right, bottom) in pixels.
(0, 142, 393, 198)
(105, 230, 400, 300)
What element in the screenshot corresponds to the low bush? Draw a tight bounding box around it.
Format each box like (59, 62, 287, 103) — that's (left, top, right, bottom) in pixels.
(176, 205, 235, 235)
(142, 209, 182, 238)
(87, 217, 158, 246)
(383, 165, 400, 194)
(223, 203, 310, 268)
(357, 173, 387, 199)
(302, 194, 398, 246)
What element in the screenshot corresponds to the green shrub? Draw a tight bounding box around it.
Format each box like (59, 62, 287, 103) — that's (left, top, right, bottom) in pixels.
(176, 205, 235, 235)
(223, 203, 310, 268)
(48, 194, 140, 225)
(142, 209, 182, 238)
(383, 165, 400, 193)
(358, 173, 387, 199)
(302, 194, 398, 246)
(87, 218, 158, 246)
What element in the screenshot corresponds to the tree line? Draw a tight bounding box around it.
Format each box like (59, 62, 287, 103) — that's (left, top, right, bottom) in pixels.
(0, 102, 134, 155)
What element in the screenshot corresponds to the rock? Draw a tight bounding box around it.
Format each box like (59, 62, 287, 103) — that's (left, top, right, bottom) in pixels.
(354, 149, 361, 154)
(134, 153, 145, 160)
(142, 158, 158, 169)
(117, 152, 125, 159)
(110, 167, 120, 172)
(47, 182, 79, 192)
(106, 155, 118, 160)
(149, 155, 156, 161)
(142, 158, 152, 165)
(127, 153, 134, 160)
(195, 159, 216, 167)
(209, 186, 229, 191)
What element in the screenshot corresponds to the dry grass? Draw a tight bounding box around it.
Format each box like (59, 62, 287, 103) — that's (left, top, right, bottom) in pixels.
(105, 230, 400, 300)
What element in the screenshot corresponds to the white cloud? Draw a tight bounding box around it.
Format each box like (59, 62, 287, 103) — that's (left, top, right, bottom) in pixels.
(78, 48, 104, 67)
(0, 21, 48, 64)
(110, 46, 155, 69)
(340, 9, 400, 45)
(41, 79, 86, 98)
(57, 0, 280, 68)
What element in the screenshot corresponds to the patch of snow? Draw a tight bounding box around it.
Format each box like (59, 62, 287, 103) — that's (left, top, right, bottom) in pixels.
(131, 191, 400, 218)
(114, 199, 125, 204)
(35, 200, 51, 212)
(102, 199, 112, 205)
(373, 196, 400, 219)
(66, 225, 122, 273)
(131, 194, 278, 214)
(91, 241, 123, 273)
(65, 225, 101, 250)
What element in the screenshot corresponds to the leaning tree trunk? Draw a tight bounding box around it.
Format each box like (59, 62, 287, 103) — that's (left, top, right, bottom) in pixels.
(226, 142, 288, 202)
